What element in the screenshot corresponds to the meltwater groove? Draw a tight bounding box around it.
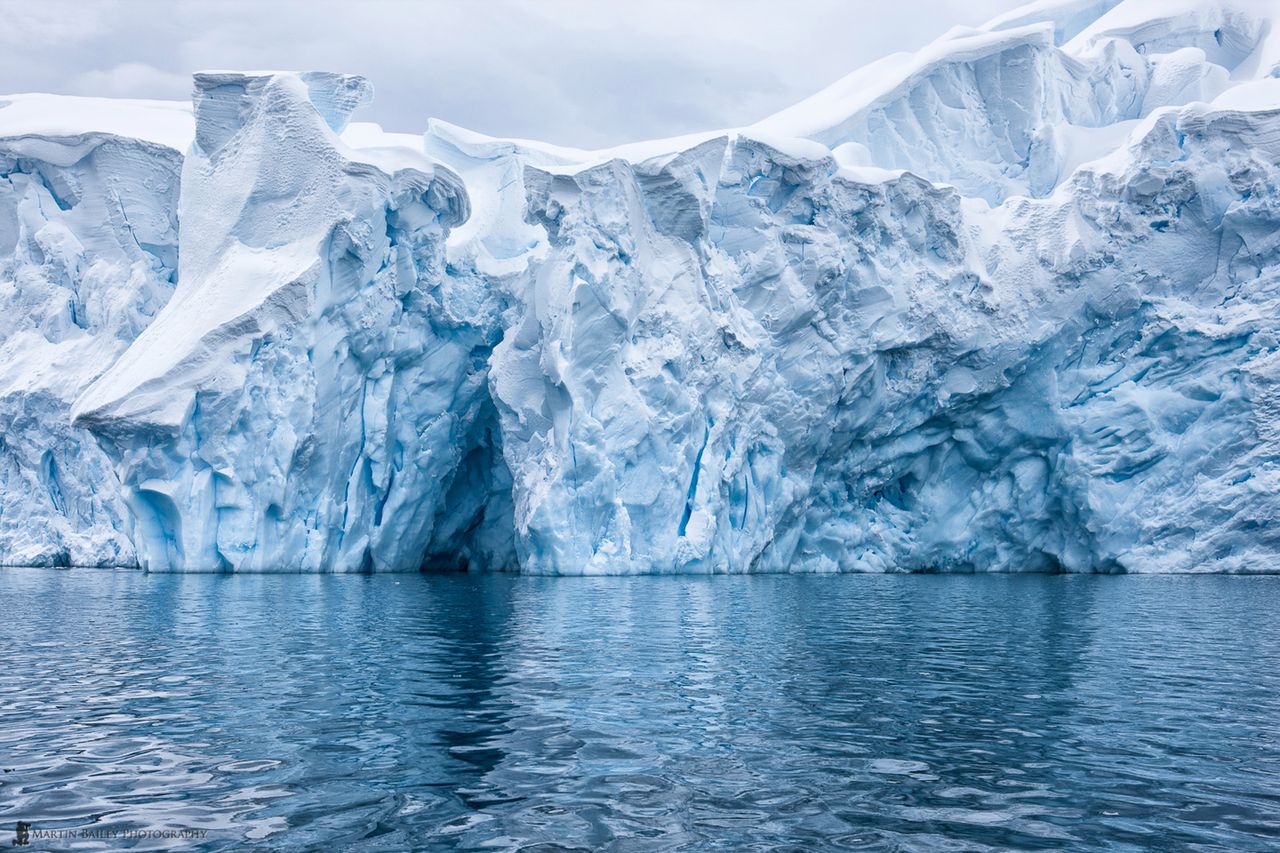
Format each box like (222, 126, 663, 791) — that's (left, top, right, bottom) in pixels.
(0, 570, 1277, 851)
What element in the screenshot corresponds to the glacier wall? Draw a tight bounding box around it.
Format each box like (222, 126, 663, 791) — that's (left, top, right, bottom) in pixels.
(0, 130, 180, 566)
(483, 111, 1280, 575)
(71, 73, 513, 572)
(2, 0, 1279, 572)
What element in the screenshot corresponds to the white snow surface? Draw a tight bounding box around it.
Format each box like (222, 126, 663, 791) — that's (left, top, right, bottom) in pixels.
(0, 93, 194, 153)
(3, 0, 1280, 572)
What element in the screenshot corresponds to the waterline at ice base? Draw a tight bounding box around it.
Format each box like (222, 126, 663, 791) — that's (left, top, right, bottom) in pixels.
(3, 0, 1280, 573)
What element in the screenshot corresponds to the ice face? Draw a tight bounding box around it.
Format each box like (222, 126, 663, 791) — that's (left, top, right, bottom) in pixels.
(0, 129, 180, 566)
(489, 117, 1280, 574)
(72, 73, 505, 572)
(3, 0, 1279, 572)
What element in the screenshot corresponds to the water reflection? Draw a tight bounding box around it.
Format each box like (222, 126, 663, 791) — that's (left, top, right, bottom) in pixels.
(0, 571, 1277, 851)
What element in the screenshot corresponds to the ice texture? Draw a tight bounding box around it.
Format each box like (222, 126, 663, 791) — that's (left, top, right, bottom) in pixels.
(71, 73, 504, 572)
(0, 119, 181, 566)
(3, 0, 1280, 572)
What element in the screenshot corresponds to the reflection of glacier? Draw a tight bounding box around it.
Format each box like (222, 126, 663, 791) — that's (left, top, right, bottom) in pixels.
(3, 0, 1280, 573)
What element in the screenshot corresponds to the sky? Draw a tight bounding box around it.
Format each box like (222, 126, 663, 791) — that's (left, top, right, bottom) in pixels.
(0, 0, 1028, 149)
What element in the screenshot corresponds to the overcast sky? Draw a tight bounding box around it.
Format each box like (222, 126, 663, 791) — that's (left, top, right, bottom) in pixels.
(0, 0, 1027, 148)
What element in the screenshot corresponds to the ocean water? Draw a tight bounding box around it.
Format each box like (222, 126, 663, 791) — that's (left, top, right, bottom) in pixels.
(0, 570, 1277, 852)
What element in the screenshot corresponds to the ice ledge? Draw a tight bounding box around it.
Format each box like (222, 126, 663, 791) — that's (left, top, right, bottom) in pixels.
(72, 70, 469, 434)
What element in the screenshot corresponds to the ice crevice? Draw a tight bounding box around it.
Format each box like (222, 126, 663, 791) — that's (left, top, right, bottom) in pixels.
(0, 0, 1278, 572)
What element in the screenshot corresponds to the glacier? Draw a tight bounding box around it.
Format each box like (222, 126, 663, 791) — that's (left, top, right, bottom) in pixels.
(2, 0, 1280, 573)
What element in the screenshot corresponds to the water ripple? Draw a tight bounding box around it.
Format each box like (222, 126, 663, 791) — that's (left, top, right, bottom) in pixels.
(0, 571, 1278, 851)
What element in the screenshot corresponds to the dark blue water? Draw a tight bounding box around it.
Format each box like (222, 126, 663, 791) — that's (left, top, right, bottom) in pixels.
(1, 571, 1278, 851)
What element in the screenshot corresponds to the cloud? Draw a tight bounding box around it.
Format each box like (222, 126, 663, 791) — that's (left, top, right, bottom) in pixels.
(0, 0, 116, 46)
(67, 62, 191, 100)
(0, 0, 1028, 147)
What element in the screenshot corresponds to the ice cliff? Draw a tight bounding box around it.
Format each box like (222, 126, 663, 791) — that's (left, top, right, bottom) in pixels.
(3, 0, 1280, 572)
(0, 97, 185, 566)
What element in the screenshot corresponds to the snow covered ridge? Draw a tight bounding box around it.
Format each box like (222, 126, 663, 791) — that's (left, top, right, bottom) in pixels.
(2, 0, 1280, 572)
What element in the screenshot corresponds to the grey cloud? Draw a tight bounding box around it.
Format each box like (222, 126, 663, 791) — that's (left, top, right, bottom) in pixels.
(0, 0, 1026, 148)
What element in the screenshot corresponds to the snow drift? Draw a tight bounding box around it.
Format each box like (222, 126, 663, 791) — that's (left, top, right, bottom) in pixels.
(3, 0, 1280, 572)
